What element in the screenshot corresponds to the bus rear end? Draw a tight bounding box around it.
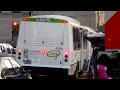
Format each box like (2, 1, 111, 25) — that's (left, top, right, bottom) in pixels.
(16, 18, 69, 76)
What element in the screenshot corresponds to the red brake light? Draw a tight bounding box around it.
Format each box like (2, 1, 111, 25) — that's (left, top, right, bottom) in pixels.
(64, 50, 69, 58)
(65, 51, 68, 55)
(13, 22, 18, 26)
(14, 22, 17, 26)
(40, 50, 45, 55)
(65, 55, 68, 58)
(64, 51, 68, 55)
(18, 48, 22, 52)
(18, 53, 21, 55)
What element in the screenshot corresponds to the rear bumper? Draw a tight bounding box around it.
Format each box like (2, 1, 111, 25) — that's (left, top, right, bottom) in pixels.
(23, 66, 68, 76)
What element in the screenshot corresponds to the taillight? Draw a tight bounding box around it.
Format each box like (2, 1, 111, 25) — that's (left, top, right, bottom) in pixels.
(65, 59, 68, 62)
(18, 48, 22, 59)
(18, 56, 21, 59)
(64, 50, 69, 62)
(18, 48, 22, 52)
(64, 50, 69, 56)
(65, 55, 68, 58)
(39, 50, 45, 55)
(18, 53, 21, 55)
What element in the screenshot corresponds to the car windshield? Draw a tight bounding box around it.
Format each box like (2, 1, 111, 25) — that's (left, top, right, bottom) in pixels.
(9, 59, 25, 75)
(1, 58, 26, 79)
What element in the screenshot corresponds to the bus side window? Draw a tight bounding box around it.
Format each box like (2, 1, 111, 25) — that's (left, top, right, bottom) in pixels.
(73, 27, 81, 50)
(83, 32, 87, 49)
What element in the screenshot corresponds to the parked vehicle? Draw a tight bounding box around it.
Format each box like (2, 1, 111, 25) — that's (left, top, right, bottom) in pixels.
(0, 57, 32, 79)
(0, 43, 16, 58)
(86, 32, 120, 79)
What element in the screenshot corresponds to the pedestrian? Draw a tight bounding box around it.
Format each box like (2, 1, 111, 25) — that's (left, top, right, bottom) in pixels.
(96, 54, 112, 79)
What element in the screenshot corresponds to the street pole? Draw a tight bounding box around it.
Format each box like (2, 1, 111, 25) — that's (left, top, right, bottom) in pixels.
(12, 11, 14, 43)
(89, 11, 91, 28)
(97, 11, 100, 31)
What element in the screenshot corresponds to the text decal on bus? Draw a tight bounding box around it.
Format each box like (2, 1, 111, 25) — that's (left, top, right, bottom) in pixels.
(46, 50, 60, 60)
(22, 18, 68, 23)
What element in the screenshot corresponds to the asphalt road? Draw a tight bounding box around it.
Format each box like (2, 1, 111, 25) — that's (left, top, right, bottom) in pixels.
(31, 72, 87, 79)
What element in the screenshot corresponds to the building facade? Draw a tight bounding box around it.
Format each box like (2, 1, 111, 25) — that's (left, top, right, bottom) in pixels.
(0, 11, 104, 45)
(96, 11, 104, 32)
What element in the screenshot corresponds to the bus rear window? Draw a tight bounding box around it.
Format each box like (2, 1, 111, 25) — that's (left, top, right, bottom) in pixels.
(24, 22, 64, 45)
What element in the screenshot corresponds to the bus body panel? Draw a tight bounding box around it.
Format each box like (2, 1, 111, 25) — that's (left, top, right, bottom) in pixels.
(16, 15, 95, 77)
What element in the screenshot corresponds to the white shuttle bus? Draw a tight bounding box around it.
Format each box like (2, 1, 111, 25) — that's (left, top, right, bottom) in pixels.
(16, 15, 96, 78)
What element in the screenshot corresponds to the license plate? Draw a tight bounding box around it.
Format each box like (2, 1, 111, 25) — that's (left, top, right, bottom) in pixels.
(23, 60, 31, 64)
(29, 51, 40, 58)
